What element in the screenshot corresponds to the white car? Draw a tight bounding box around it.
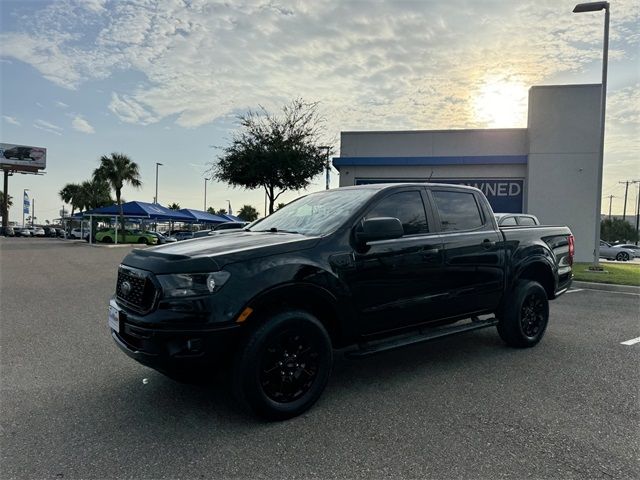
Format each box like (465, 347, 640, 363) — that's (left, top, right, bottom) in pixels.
(33, 227, 46, 237)
(69, 228, 89, 239)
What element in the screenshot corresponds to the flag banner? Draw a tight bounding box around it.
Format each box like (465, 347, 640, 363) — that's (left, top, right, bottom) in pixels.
(23, 192, 30, 214)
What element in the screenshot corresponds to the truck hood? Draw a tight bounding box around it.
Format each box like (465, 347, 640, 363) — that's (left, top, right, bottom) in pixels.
(121, 231, 321, 274)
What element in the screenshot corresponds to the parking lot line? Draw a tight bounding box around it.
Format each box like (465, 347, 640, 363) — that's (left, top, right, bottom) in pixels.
(565, 289, 584, 293)
(620, 337, 640, 346)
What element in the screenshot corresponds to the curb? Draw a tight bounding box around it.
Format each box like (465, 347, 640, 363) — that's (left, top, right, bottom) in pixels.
(573, 281, 640, 294)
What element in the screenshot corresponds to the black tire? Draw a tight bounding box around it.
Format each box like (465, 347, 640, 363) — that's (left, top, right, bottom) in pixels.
(497, 280, 549, 348)
(102, 236, 113, 243)
(615, 252, 628, 262)
(138, 237, 148, 245)
(232, 310, 333, 420)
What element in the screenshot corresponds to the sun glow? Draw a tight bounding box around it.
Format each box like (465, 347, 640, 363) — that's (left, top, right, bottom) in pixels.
(473, 79, 528, 128)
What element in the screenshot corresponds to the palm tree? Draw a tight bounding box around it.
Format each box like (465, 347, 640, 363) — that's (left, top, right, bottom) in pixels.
(1, 190, 13, 208)
(94, 153, 142, 232)
(59, 183, 81, 215)
(167, 202, 181, 210)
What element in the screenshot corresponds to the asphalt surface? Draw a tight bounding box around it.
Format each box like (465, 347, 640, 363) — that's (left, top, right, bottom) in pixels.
(1, 237, 639, 479)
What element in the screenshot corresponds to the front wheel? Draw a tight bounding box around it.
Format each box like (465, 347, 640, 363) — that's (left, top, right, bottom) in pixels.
(615, 252, 629, 262)
(232, 310, 333, 420)
(497, 280, 549, 348)
(138, 237, 148, 245)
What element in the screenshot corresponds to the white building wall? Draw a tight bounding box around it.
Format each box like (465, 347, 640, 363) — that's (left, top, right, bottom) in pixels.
(527, 84, 601, 263)
(340, 129, 528, 157)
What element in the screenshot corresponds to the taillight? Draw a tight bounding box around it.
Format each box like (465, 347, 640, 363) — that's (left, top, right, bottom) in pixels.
(568, 234, 575, 265)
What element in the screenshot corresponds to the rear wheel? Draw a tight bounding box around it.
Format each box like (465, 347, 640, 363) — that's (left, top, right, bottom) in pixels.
(138, 237, 148, 245)
(102, 236, 113, 243)
(497, 280, 549, 348)
(232, 310, 333, 420)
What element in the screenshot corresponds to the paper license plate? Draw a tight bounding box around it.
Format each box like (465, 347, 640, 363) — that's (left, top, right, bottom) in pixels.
(108, 305, 120, 333)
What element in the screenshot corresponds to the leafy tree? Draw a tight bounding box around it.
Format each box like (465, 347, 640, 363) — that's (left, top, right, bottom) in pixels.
(207, 206, 216, 215)
(601, 218, 638, 243)
(216, 208, 227, 216)
(167, 202, 181, 210)
(237, 205, 259, 221)
(276, 202, 286, 211)
(59, 183, 82, 215)
(94, 153, 142, 231)
(212, 99, 331, 214)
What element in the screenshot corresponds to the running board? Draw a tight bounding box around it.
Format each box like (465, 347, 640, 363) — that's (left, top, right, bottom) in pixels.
(345, 318, 498, 359)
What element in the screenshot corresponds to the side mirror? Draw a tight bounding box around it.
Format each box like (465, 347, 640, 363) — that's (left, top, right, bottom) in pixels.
(355, 217, 404, 243)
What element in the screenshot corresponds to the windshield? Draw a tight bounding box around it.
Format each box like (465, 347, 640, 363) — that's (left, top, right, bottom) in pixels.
(248, 188, 376, 236)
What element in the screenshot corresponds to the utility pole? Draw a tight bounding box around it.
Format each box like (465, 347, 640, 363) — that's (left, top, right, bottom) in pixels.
(633, 180, 640, 245)
(606, 194, 615, 220)
(204, 178, 210, 211)
(32, 198, 35, 227)
(619, 180, 630, 220)
(2, 169, 9, 228)
(154, 162, 163, 204)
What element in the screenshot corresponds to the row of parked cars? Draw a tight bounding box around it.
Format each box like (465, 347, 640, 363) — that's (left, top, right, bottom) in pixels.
(1, 226, 64, 237)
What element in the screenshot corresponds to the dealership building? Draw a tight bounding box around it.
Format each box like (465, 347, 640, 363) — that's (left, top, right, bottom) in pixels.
(333, 84, 602, 262)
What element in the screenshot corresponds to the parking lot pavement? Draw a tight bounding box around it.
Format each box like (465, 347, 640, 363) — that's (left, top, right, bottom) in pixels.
(1, 238, 639, 479)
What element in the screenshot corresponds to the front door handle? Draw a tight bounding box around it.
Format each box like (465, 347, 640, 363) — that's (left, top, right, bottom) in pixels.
(482, 239, 495, 249)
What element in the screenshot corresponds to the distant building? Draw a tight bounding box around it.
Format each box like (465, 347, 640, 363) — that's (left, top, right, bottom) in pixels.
(333, 84, 602, 262)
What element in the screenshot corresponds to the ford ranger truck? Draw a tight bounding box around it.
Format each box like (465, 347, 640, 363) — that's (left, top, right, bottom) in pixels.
(109, 183, 574, 420)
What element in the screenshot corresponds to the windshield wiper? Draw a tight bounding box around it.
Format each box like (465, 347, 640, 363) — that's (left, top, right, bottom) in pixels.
(254, 227, 300, 234)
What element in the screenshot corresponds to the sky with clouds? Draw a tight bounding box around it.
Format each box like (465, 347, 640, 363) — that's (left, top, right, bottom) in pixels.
(0, 0, 638, 223)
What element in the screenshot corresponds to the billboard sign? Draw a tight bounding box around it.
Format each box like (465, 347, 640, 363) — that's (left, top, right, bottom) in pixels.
(0, 143, 47, 171)
(355, 178, 524, 213)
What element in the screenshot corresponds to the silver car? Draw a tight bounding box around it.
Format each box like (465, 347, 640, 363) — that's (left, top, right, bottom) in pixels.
(599, 241, 635, 261)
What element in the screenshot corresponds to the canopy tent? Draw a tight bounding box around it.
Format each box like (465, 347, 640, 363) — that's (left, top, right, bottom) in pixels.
(77, 201, 192, 222)
(178, 209, 229, 224)
(220, 213, 243, 222)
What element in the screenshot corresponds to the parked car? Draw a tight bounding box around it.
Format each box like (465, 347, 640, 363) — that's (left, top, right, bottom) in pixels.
(1, 226, 15, 236)
(147, 232, 177, 244)
(599, 241, 635, 261)
(109, 183, 574, 420)
(33, 227, 46, 237)
(213, 221, 248, 231)
(193, 230, 212, 238)
(69, 228, 89, 239)
(494, 213, 540, 226)
(173, 231, 194, 241)
(43, 227, 57, 237)
(55, 228, 66, 238)
(95, 229, 158, 245)
(19, 227, 35, 237)
(612, 243, 640, 254)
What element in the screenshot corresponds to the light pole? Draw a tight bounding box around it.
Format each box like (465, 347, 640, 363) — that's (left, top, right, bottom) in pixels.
(573, 1, 609, 270)
(226, 200, 232, 215)
(204, 178, 210, 211)
(154, 162, 163, 204)
(319, 146, 331, 190)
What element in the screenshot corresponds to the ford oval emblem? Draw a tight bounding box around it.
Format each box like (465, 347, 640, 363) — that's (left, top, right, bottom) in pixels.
(121, 281, 132, 296)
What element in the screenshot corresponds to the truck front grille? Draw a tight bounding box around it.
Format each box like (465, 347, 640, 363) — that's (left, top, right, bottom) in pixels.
(116, 265, 158, 314)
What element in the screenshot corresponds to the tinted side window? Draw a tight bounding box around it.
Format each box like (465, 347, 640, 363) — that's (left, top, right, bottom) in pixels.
(365, 191, 428, 235)
(500, 216, 517, 226)
(518, 216, 537, 226)
(432, 191, 483, 232)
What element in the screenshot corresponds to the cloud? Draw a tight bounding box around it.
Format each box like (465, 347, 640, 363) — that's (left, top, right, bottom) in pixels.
(55, 101, 69, 108)
(71, 114, 95, 134)
(34, 119, 63, 135)
(108, 92, 158, 125)
(3, 115, 20, 126)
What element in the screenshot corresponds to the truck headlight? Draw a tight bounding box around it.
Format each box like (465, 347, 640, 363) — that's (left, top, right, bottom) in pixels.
(157, 271, 231, 298)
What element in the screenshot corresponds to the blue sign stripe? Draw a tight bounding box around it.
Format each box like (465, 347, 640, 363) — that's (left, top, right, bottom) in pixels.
(333, 155, 527, 167)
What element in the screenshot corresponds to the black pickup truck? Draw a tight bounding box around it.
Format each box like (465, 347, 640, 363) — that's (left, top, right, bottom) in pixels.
(109, 183, 574, 419)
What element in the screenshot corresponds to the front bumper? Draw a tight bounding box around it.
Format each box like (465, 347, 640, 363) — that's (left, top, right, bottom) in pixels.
(110, 301, 242, 376)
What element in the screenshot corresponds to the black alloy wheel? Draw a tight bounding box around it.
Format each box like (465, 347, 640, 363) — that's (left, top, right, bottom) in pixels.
(233, 310, 333, 420)
(259, 329, 321, 404)
(497, 280, 549, 348)
(520, 291, 546, 338)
